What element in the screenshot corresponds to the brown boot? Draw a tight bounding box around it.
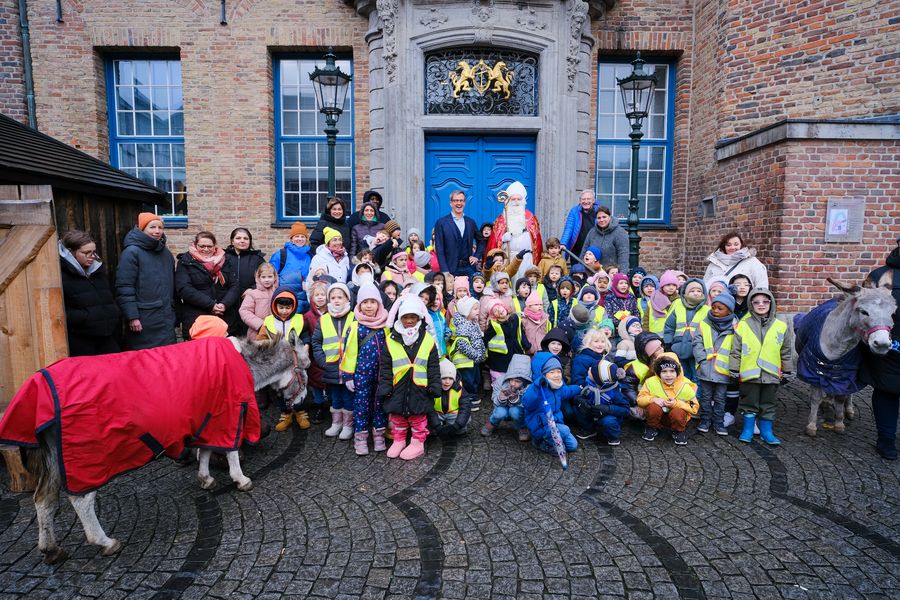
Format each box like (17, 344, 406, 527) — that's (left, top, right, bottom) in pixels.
(295, 411, 311, 430)
(275, 412, 294, 432)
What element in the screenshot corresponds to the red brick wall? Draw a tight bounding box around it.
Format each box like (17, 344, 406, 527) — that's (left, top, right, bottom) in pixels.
(591, 0, 694, 274)
(0, 0, 27, 123)
(720, 0, 900, 138)
(23, 0, 369, 255)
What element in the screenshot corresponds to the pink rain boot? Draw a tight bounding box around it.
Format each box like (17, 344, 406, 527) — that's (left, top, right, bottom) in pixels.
(386, 426, 408, 459)
(373, 428, 387, 452)
(339, 410, 354, 440)
(324, 408, 342, 437)
(400, 422, 427, 460)
(354, 431, 369, 456)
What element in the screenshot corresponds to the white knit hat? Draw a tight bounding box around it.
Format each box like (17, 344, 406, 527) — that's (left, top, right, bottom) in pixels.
(456, 296, 478, 319)
(439, 358, 457, 380)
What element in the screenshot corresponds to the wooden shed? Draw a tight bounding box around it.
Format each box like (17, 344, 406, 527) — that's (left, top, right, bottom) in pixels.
(0, 114, 166, 411)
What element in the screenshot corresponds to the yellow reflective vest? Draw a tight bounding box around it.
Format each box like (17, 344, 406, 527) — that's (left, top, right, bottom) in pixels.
(319, 313, 355, 364)
(643, 376, 697, 403)
(698, 320, 733, 376)
(447, 337, 474, 369)
(647, 305, 670, 334)
(262, 314, 304, 343)
(735, 316, 787, 381)
(434, 387, 461, 415)
(627, 359, 651, 384)
(386, 332, 436, 387)
(672, 300, 710, 337)
(487, 320, 523, 355)
(340, 321, 388, 374)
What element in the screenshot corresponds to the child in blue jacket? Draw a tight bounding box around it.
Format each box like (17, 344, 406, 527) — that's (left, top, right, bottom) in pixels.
(522, 356, 580, 455)
(577, 359, 631, 446)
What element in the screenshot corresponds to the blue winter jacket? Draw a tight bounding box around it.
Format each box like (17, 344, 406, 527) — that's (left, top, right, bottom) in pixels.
(560, 201, 601, 251)
(270, 242, 312, 281)
(522, 377, 581, 440)
(571, 348, 607, 387)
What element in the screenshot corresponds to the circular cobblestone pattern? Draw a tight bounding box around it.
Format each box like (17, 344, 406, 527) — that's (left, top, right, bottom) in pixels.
(1, 380, 898, 599)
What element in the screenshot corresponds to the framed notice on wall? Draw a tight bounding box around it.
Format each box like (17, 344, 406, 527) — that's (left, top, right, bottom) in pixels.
(824, 198, 865, 243)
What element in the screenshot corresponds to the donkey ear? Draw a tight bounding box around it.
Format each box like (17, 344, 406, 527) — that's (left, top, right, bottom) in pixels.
(828, 277, 862, 296)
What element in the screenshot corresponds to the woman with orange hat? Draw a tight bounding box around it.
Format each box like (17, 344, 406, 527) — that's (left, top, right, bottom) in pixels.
(115, 212, 177, 350)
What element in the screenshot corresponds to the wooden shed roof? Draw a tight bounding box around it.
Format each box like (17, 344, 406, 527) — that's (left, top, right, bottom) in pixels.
(0, 114, 166, 203)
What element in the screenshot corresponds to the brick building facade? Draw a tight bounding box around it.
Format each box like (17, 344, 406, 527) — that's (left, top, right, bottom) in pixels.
(1, 0, 897, 312)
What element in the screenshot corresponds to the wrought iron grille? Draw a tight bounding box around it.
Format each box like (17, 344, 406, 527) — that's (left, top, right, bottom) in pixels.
(424, 48, 538, 116)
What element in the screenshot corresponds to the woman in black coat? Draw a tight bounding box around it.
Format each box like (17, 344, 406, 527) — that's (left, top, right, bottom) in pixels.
(59, 230, 121, 356)
(175, 231, 239, 341)
(116, 213, 177, 350)
(309, 197, 351, 254)
(224, 227, 266, 336)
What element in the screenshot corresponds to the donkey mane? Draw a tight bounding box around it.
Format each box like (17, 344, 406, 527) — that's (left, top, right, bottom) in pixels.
(237, 335, 296, 390)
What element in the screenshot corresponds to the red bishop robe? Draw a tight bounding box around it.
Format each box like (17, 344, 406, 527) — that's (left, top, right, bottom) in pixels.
(486, 210, 543, 264)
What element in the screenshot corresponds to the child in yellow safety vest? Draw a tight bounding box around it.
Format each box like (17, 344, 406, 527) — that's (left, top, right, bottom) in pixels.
(341, 284, 389, 456)
(377, 296, 442, 460)
(728, 288, 793, 445)
(642, 270, 679, 335)
(665, 278, 709, 382)
(428, 359, 472, 437)
(311, 282, 356, 440)
(449, 296, 487, 412)
(483, 298, 531, 398)
(691, 291, 736, 435)
(637, 353, 699, 445)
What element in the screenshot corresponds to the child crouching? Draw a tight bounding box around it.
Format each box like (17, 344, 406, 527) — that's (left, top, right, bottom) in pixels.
(377, 296, 441, 460)
(481, 354, 532, 442)
(428, 359, 472, 438)
(577, 359, 631, 446)
(637, 353, 699, 445)
(523, 356, 580, 455)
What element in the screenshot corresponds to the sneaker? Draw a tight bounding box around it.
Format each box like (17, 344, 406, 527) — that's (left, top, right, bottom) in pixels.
(642, 427, 658, 442)
(607, 438, 620, 446)
(696, 421, 710, 433)
(517, 427, 531, 442)
(715, 427, 729, 436)
(723, 412, 735, 428)
(574, 426, 597, 440)
(673, 430, 689, 445)
(480, 421, 495, 436)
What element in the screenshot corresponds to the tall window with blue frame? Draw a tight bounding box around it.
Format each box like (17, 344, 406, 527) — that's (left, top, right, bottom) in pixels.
(595, 60, 675, 225)
(107, 57, 186, 217)
(275, 56, 354, 221)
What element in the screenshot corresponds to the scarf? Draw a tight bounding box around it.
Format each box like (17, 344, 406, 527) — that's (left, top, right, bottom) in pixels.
(355, 303, 388, 328)
(612, 286, 631, 300)
(188, 245, 227, 285)
(712, 247, 751, 266)
(547, 378, 562, 390)
(524, 307, 545, 323)
(709, 312, 735, 334)
(650, 289, 672, 318)
(394, 321, 420, 346)
(327, 302, 351, 318)
(330, 246, 346, 261)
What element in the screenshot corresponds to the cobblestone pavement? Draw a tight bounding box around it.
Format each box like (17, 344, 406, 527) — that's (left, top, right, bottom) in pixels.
(0, 380, 898, 599)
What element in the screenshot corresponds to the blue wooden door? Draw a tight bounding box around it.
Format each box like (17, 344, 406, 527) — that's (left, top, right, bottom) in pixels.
(424, 135, 536, 239)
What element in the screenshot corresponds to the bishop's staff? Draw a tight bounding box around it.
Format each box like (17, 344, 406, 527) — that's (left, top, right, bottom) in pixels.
(496, 189, 510, 256)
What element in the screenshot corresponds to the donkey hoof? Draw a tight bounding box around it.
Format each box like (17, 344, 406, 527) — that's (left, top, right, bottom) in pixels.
(845, 408, 856, 421)
(101, 539, 122, 556)
(834, 423, 846, 434)
(198, 475, 215, 490)
(805, 426, 817, 437)
(236, 479, 254, 492)
(42, 547, 68, 565)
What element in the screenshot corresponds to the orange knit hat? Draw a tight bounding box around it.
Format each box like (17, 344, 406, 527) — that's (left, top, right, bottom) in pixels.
(289, 221, 308, 238)
(189, 315, 229, 339)
(138, 212, 162, 231)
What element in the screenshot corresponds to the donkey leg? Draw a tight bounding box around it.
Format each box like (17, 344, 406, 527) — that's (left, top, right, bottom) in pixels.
(34, 471, 66, 564)
(226, 450, 253, 492)
(821, 396, 835, 430)
(845, 395, 856, 421)
(69, 492, 121, 556)
(806, 391, 822, 437)
(833, 395, 847, 434)
(197, 449, 215, 490)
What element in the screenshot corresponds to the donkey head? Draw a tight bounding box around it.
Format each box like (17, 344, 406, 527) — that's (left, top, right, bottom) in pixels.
(829, 278, 896, 355)
(235, 334, 299, 391)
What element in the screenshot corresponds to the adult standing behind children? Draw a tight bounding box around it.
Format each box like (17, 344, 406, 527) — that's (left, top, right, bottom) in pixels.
(346, 189, 390, 229)
(309, 197, 351, 253)
(703, 231, 769, 290)
(580, 206, 629, 272)
(175, 231, 240, 341)
(224, 227, 266, 336)
(559, 189, 600, 258)
(434, 189, 479, 280)
(58, 230, 121, 356)
(116, 213, 176, 350)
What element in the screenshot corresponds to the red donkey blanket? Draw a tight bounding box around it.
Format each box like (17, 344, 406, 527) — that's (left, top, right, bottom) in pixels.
(0, 337, 260, 494)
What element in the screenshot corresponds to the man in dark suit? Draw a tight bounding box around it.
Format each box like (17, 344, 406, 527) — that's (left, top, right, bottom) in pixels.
(434, 190, 479, 279)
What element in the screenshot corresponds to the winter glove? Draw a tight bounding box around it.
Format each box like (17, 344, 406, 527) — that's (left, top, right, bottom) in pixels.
(437, 424, 457, 439)
(780, 373, 793, 385)
(591, 404, 608, 418)
(501, 232, 512, 243)
(729, 371, 740, 385)
(516, 249, 530, 260)
(346, 379, 355, 392)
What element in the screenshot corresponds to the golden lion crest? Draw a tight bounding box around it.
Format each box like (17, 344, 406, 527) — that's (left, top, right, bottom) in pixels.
(449, 59, 513, 99)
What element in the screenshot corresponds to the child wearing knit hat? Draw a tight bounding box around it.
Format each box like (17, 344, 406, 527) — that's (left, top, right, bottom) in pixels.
(448, 296, 486, 412)
(692, 291, 736, 435)
(428, 359, 472, 438)
(522, 356, 581, 455)
(637, 353, 699, 445)
(577, 359, 631, 446)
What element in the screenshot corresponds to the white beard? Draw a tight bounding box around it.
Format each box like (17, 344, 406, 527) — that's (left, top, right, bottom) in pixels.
(506, 201, 527, 236)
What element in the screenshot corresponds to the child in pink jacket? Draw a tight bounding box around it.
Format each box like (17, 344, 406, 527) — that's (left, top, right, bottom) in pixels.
(239, 263, 279, 340)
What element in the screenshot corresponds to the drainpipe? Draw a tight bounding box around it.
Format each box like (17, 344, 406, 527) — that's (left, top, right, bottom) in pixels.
(18, 0, 37, 129)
